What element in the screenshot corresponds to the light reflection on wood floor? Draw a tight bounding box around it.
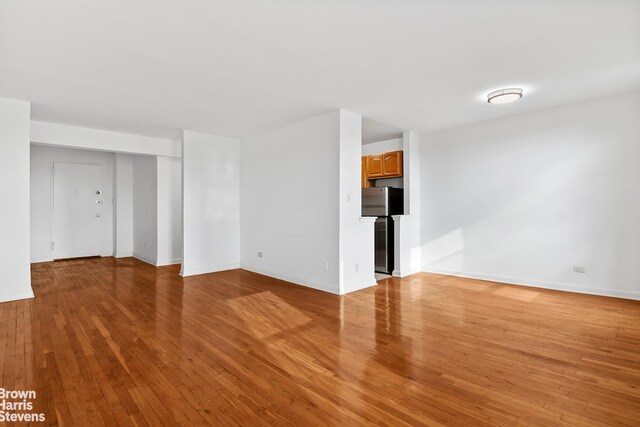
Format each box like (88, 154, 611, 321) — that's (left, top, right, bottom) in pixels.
(0, 257, 638, 425)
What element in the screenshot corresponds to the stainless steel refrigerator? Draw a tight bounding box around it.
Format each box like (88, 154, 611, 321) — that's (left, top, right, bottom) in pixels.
(362, 187, 404, 274)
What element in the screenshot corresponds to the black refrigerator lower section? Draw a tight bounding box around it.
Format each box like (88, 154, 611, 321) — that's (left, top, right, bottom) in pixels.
(374, 217, 394, 274)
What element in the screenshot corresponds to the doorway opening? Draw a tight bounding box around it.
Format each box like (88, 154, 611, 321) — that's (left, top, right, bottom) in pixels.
(361, 118, 405, 278)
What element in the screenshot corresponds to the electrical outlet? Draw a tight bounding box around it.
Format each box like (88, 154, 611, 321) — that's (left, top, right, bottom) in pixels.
(257, 251, 263, 258)
(355, 262, 359, 272)
(323, 261, 329, 271)
(573, 266, 586, 274)
(145, 243, 149, 249)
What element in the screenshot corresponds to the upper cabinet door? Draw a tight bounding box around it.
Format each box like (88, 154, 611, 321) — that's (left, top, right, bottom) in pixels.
(382, 151, 403, 177)
(361, 157, 369, 188)
(366, 155, 384, 178)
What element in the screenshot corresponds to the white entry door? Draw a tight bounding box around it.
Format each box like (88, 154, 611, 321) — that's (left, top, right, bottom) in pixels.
(52, 162, 102, 259)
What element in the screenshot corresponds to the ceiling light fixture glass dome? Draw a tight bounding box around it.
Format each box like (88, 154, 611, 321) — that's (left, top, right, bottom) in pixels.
(487, 88, 523, 104)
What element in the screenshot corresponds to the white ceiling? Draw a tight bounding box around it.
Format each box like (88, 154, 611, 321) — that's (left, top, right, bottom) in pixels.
(362, 118, 403, 145)
(1, 0, 639, 140)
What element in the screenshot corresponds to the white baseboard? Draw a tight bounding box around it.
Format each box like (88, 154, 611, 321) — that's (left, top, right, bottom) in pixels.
(240, 266, 378, 295)
(240, 264, 339, 294)
(131, 254, 181, 267)
(181, 263, 241, 277)
(156, 258, 182, 267)
(422, 267, 640, 301)
(342, 278, 378, 295)
(114, 252, 133, 259)
(0, 289, 35, 304)
(392, 268, 421, 278)
(31, 257, 53, 264)
(132, 254, 157, 266)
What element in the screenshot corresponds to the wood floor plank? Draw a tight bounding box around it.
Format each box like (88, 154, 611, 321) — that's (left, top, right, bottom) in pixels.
(0, 258, 638, 425)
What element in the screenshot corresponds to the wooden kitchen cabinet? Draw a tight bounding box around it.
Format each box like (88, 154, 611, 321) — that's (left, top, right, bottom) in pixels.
(366, 154, 384, 178)
(362, 150, 403, 187)
(361, 157, 369, 188)
(382, 151, 403, 177)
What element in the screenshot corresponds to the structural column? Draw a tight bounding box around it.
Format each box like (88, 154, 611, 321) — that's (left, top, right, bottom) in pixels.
(391, 131, 422, 277)
(0, 98, 33, 302)
(181, 130, 241, 277)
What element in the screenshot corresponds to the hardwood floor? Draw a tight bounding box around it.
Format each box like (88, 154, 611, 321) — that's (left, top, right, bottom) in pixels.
(1, 257, 639, 425)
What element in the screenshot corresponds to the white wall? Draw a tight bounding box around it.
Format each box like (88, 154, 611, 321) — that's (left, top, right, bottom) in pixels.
(133, 155, 158, 265)
(241, 111, 341, 293)
(420, 91, 640, 300)
(0, 98, 33, 303)
(31, 121, 181, 158)
(157, 156, 182, 266)
(182, 131, 240, 276)
(392, 131, 422, 277)
(131, 155, 182, 266)
(30, 145, 115, 262)
(361, 138, 403, 156)
(113, 153, 134, 257)
(339, 110, 376, 293)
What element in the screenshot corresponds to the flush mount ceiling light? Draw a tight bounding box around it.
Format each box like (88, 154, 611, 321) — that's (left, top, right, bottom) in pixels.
(487, 88, 523, 104)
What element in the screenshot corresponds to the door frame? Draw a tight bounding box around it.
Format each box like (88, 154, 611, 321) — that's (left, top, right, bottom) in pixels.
(51, 160, 104, 260)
